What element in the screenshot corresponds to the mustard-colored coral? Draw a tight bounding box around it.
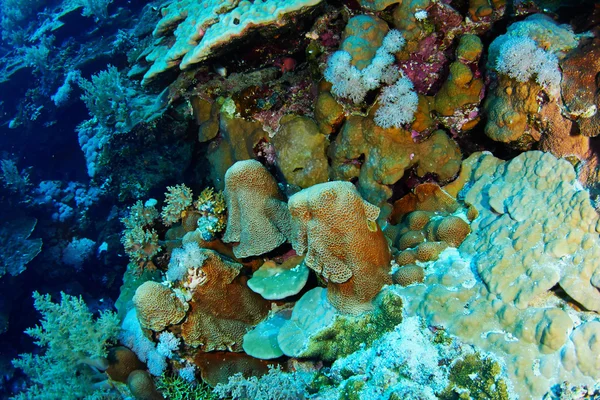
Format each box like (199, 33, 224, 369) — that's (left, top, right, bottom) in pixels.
(272, 115, 329, 189)
(222, 159, 292, 258)
(288, 181, 391, 315)
(133, 281, 188, 332)
(329, 116, 462, 211)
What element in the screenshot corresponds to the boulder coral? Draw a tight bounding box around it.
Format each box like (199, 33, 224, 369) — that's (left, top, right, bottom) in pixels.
(460, 151, 600, 311)
(394, 151, 600, 398)
(288, 181, 392, 314)
(329, 116, 462, 211)
(222, 159, 292, 258)
(272, 115, 329, 189)
(484, 15, 582, 150)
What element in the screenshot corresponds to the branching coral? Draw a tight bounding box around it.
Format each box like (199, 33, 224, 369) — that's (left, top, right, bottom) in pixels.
(121, 200, 161, 272)
(12, 292, 120, 400)
(161, 184, 194, 226)
(193, 187, 227, 241)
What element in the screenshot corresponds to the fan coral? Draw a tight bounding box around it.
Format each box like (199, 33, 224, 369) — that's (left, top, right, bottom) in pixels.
(0, 215, 42, 278)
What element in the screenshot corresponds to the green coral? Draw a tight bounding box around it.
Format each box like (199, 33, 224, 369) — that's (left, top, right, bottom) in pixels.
(339, 377, 366, 400)
(161, 184, 194, 225)
(304, 288, 403, 361)
(11, 292, 120, 400)
(440, 353, 510, 400)
(156, 375, 216, 400)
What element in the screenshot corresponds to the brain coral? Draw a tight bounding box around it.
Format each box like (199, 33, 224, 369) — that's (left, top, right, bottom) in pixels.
(288, 181, 391, 314)
(460, 151, 600, 311)
(222, 159, 292, 258)
(392, 264, 425, 287)
(133, 281, 188, 332)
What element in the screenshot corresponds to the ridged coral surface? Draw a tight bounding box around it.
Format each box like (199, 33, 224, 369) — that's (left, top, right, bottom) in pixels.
(289, 181, 391, 314)
(461, 151, 600, 311)
(222, 159, 292, 258)
(133, 281, 188, 332)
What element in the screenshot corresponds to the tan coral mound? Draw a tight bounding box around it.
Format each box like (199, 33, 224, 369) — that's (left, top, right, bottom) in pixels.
(435, 216, 471, 247)
(180, 249, 269, 351)
(222, 159, 292, 258)
(133, 281, 188, 332)
(459, 151, 600, 311)
(288, 181, 391, 315)
(392, 264, 425, 287)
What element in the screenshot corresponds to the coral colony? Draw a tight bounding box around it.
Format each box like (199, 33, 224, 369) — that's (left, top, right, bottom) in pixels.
(2, 0, 600, 399)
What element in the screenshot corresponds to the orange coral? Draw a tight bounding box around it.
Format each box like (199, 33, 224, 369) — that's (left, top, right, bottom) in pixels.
(179, 249, 269, 351)
(288, 181, 391, 315)
(222, 160, 292, 258)
(415, 241, 448, 262)
(106, 346, 145, 383)
(127, 370, 164, 400)
(133, 282, 188, 332)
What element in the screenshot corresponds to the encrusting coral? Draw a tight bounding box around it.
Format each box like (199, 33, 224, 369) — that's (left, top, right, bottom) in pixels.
(222, 159, 292, 258)
(288, 181, 391, 314)
(178, 249, 269, 351)
(329, 115, 462, 212)
(395, 151, 600, 398)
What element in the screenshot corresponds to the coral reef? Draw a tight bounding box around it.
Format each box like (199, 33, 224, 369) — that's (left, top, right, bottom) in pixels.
(4, 0, 600, 398)
(12, 292, 120, 400)
(0, 215, 42, 278)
